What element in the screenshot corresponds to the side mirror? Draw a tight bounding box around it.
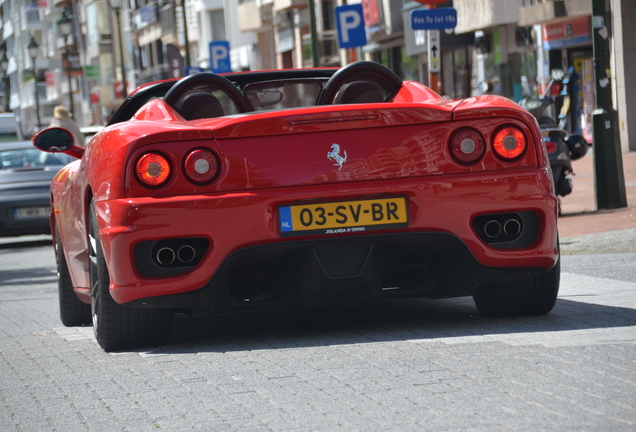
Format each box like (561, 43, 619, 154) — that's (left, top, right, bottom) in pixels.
(33, 127, 85, 159)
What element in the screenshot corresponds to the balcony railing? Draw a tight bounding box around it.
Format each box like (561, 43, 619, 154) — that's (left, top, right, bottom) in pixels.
(20, 80, 47, 109)
(160, 4, 176, 37)
(23, 5, 41, 30)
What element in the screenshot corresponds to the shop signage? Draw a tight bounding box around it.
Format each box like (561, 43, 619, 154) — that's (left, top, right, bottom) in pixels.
(45, 72, 55, 87)
(167, 44, 184, 78)
(114, 81, 124, 99)
(140, 6, 156, 24)
(542, 17, 590, 50)
(85, 65, 99, 79)
(411, 8, 457, 30)
(63, 52, 83, 77)
(185, 67, 205, 76)
(361, 0, 380, 27)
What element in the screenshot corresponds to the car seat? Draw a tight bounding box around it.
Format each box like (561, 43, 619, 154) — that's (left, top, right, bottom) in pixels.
(175, 92, 225, 120)
(333, 81, 386, 104)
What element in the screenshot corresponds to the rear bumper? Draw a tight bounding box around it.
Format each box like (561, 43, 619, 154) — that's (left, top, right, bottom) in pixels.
(125, 232, 553, 314)
(95, 168, 558, 305)
(0, 193, 51, 237)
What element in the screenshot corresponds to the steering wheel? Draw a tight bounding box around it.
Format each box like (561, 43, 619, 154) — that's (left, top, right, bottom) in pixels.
(163, 72, 251, 114)
(317, 61, 403, 105)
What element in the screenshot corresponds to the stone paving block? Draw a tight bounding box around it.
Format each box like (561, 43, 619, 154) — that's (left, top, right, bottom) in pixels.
(1, 242, 636, 431)
(47, 418, 89, 432)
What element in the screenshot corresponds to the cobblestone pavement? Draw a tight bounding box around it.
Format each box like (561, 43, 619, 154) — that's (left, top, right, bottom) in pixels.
(0, 233, 635, 432)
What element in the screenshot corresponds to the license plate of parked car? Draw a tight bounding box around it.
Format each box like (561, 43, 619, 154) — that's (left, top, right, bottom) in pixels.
(279, 197, 408, 236)
(13, 206, 50, 220)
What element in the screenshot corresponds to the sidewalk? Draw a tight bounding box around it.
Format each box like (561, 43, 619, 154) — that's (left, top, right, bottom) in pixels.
(558, 150, 635, 238)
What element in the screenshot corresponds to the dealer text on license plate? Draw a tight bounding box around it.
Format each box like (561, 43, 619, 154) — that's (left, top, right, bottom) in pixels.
(279, 197, 408, 236)
(13, 206, 50, 220)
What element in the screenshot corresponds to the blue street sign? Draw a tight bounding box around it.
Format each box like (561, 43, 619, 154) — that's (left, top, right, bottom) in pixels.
(411, 8, 457, 31)
(336, 4, 367, 49)
(185, 66, 205, 76)
(209, 41, 232, 74)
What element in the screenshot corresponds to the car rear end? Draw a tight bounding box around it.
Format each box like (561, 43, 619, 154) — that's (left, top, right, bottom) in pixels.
(0, 143, 71, 237)
(92, 97, 558, 313)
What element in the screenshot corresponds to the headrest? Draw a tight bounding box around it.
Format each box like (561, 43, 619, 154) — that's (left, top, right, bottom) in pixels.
(334, 81, 385, 104)
(175, 92, 225, 120)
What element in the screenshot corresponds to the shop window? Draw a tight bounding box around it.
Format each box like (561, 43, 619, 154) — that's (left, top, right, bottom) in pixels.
(209, 9, 226, 41)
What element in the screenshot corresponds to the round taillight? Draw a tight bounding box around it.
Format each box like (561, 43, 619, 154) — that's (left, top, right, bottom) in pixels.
(449, 128, 485, 164)
(136, 152, 171, 187)
(493, 126, 527, 160)
(183, 148, 219, 184)
(544, 138, 557, 154)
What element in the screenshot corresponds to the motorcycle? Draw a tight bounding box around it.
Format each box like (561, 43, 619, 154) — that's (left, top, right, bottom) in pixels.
(517, 70, 588, 213)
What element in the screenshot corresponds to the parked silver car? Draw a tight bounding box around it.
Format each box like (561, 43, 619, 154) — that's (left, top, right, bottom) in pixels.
(0, 141, 73, 237)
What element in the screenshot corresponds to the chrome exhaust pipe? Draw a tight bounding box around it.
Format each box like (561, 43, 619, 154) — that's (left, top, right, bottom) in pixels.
(484, 220, 502, 238)
(503, 219, 522, 237)
(156, 247, 176, 265)
(177, 245, 196, 263)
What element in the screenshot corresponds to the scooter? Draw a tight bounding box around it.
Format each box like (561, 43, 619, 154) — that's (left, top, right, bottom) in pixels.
(518, 71, 588, 212)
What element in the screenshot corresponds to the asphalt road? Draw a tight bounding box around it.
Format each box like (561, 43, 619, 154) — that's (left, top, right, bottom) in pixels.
(1, 230, 635, 432)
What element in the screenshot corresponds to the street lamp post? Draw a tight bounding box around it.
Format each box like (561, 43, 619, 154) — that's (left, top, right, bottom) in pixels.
(0, 52, 9, 113)
(28, 36, 41, 132)
(57, 10, 75, 118)
(108, 0, 127, 98)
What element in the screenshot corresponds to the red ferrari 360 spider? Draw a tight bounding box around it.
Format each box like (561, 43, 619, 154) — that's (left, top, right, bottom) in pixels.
(34, 62, 559, 351)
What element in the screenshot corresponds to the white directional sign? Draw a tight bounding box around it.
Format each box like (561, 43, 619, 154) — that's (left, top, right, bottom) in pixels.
(427, 30, 440, 73)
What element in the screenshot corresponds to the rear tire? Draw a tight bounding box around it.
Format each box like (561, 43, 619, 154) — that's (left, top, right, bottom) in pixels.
(56, 225, 92, 326)
(473, 258, 560, 317)
(89, 199, 173, 351)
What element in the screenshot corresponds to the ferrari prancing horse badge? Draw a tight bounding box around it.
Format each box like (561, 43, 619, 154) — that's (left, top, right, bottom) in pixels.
(327, 143, 347, 170)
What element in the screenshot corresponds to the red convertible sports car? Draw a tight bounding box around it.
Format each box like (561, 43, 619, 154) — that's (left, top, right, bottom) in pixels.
(34, 61, 559, 351)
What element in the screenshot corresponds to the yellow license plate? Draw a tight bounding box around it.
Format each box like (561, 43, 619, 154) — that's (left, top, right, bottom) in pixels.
(279, 197, 408, 236)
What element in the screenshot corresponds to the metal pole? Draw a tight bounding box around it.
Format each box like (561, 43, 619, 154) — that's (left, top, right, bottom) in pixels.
(182, 0, 191, 68)
(591, 0, 626, 209)
(33, 64, 41, 131)
(428, 4, 439, 94)
(308, 0, 320, 67)
(2, 76, 9, 112)
(115, 8, 128, 98)
(64, 35, 75, 118)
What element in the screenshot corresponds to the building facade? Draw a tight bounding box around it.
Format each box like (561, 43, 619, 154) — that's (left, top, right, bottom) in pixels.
(0, 0, 633, 152)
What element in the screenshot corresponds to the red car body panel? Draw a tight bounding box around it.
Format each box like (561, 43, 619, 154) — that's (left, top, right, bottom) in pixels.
(44, 72, 558, 309)
(94, 170, 556, 305)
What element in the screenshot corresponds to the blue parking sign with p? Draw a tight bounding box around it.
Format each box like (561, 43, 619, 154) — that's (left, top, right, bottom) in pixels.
(209, 41, 231, 74)
(336, 4, 367, 49)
